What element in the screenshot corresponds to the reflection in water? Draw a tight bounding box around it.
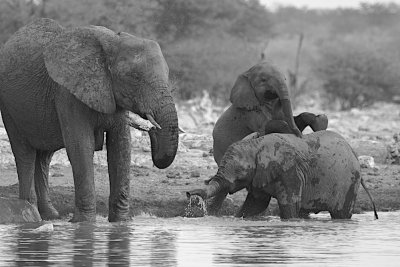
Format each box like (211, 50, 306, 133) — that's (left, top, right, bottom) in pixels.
(0, 212, 398, 266)
(73, 223, 95, 267)
(16, 224, 52, 266)
(107, 223, 130, 266)
(150, 230, 177, 266)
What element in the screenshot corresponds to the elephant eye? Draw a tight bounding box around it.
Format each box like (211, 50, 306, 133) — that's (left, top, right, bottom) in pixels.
(264, 90, 278, 100)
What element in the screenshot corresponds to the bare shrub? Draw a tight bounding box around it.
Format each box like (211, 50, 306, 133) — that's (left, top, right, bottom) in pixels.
(316, 33, 400, 110)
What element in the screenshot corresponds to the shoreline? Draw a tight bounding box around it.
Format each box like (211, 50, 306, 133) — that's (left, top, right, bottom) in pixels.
(1, 163, 398, 221)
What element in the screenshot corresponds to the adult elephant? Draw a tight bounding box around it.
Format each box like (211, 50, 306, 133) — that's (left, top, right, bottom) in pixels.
(188, 130, 378, 220)
(0, 18, 179, 222)
(212, 61, 327, 165)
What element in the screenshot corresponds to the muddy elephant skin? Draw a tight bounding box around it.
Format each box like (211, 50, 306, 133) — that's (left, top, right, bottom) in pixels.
(189, 130, 376, 219)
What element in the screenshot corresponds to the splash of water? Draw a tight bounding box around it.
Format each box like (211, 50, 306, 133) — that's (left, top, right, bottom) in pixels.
(185, 195, 208, 217)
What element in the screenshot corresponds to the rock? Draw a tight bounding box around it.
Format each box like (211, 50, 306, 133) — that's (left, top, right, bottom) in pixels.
(358, 155, 375, 168)
(0, 197, 42, 224)
(32, 223, 54, 232)
(349, 139, 389, 164)
(190, 171, 201, 178)
(166, 171, 181, 179)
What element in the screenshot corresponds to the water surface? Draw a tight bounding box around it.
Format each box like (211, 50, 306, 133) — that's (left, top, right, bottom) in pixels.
(0, 212, 399, 266)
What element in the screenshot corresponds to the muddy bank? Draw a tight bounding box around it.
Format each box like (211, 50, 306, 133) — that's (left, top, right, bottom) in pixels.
(1, 162, 399, 220)
(0, 100, 399, 220)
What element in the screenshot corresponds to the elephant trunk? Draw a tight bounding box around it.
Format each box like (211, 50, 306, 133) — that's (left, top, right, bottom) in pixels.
(186, 176, 231, 215)
(281, 98, 302, 137)
(186, 179, 225, 200)
(148, 100, 179, 169)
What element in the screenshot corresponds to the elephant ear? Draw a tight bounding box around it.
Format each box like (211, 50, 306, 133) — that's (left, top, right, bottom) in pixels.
(229, 74, 259, 110)
(44, 26, 116, 114)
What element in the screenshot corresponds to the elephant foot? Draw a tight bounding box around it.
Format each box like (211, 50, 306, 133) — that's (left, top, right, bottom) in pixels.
(38, 202, 60, 221)
(329, 210, 353, 219)
(298, 209, 310, 219)
(108, 198, 130, 222)
(108, 209, 130, 222)
(278, 202, 300, 219)
(69, 208, 96, 223)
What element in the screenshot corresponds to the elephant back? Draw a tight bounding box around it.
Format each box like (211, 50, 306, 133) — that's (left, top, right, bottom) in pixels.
(1, 18, 63, 74)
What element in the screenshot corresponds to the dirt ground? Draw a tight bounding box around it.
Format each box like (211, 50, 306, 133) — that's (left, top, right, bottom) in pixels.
(0, 99, 399, 220)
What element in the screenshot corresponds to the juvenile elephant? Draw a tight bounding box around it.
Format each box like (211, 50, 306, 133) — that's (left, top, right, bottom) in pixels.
(0, 19, 179, 222)
(188, 130, 378, 220)
(212, 61, 327, 165)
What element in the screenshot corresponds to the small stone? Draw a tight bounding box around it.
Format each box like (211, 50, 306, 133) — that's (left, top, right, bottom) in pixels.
(32, 223, 54, 233)
(190, 171, 200, 178)
(358, 155, 375, 168)
(358, 126, 370, 132)
(166, 171, 180, 179)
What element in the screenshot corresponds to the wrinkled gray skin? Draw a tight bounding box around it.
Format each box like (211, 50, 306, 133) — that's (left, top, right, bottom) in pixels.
(189, 130, 378, 219)
(0, 18, 179, 222)
(212, 62, 326, 165)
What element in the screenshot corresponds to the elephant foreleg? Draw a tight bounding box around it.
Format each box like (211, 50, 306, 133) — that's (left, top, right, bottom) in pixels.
(278, 202, 301, 219)
(34, 150, 60, 220)
(235, 192, 271, 218)
(106, 119, 131, 222)
(276, 187, 302, 219)
(1, 110, 36, 203)
(57, 101, 96, 222)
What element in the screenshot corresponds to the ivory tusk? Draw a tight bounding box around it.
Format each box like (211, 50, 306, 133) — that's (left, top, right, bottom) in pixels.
(146, 113, 162, 129)
(126, 112, 154, 131)
(178, 126, 185, 133)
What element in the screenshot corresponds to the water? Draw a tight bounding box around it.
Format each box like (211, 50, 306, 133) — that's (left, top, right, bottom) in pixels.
(0, 212, 399, 267)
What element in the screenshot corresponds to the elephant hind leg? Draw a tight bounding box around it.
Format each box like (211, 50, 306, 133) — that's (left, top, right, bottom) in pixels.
(329, 209, 353, 219)
(235, 192, 271, 218)
(1, 110, 36, 202)
(35, 150, 60, 220)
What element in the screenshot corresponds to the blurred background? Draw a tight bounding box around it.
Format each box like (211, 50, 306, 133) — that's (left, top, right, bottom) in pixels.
(1, 0, 400, 112)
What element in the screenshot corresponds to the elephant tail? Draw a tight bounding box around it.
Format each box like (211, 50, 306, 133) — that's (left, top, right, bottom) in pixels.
(361, 178, 378, 219)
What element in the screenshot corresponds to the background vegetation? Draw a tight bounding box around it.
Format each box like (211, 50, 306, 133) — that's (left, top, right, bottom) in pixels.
(1, 0, 399, 110)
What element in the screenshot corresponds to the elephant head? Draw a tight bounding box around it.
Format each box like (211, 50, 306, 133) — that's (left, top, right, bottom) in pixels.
(43, 26, 178, 168)
(187, 139, 259, 215)
(230, 62, 301, 137)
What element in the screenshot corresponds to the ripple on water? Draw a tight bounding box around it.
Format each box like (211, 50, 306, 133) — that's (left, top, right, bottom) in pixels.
(0, 211, 398, 266)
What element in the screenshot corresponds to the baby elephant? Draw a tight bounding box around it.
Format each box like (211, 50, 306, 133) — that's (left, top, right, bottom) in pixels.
(188, 130, 378, 219)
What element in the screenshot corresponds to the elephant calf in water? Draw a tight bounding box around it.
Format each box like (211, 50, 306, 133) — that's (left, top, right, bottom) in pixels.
(188, 129, 378, 220)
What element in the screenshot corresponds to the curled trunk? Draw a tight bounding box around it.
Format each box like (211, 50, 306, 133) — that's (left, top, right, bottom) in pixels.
(280, 98, 301, 137)
(186, 177, 231, 215)
(148, 102, 179, 169)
